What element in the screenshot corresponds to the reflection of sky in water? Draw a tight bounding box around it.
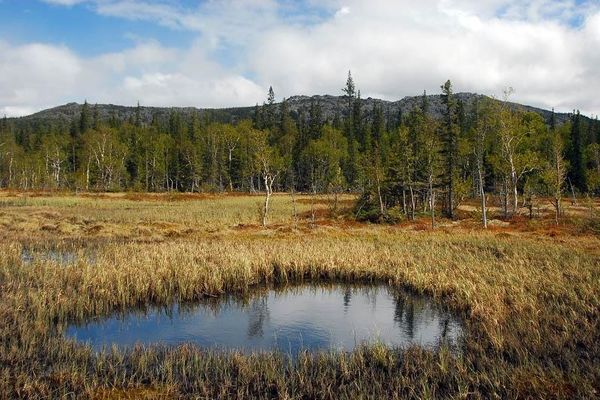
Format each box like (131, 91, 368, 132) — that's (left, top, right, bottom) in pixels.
(66, 285, 463, 356)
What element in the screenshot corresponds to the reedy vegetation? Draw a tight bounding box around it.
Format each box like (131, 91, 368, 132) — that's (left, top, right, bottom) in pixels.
(0, 194, 598, 398)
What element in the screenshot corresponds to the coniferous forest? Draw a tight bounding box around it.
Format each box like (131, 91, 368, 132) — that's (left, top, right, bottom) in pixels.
(2, 74, 599, 222)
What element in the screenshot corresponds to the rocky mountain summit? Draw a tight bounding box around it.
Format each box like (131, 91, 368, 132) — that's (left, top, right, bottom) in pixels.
(9, 93, 572, 129)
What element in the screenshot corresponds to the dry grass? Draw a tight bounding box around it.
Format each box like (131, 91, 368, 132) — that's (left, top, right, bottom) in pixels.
(0, 191, 599, 398)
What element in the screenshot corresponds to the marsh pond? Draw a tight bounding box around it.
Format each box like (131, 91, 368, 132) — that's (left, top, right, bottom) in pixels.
(66, 284, 463, 356)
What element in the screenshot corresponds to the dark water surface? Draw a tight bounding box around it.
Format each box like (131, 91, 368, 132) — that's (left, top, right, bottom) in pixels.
(66, 284, 463, 355)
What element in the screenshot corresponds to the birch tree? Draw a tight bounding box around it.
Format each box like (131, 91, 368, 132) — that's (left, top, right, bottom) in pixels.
(473, 99, 495, 228)
(41, 133, 69, 189)
(542, 125, 567, 224)
(254, 130, 283, 226)
(222, 124, 241, 191)
(422, 114, 442, 228)
(494, 90, 541, 216)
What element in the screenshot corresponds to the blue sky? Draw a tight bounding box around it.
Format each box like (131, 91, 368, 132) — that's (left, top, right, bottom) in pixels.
(0, 1, 195, 56)
(0, 0, 599, 116)
(0, 0, 335, 57)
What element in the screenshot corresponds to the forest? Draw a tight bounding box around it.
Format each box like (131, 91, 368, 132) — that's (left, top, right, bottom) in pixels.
(1, 74, 599, 223)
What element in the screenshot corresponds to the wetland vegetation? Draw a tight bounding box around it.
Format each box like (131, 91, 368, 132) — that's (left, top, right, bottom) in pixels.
(0, 192, 598, 399)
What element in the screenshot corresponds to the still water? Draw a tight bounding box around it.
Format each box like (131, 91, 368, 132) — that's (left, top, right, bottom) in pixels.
(66, 284, 463, 355)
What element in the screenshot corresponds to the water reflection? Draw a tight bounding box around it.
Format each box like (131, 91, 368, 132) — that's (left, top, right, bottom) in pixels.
(66, 284, 463, 356)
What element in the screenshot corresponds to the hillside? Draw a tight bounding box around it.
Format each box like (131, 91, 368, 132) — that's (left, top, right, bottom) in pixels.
(7, 92, 573, 129)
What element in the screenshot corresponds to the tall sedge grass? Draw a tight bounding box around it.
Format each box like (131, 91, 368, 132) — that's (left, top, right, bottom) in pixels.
(0, 194, 598, 398)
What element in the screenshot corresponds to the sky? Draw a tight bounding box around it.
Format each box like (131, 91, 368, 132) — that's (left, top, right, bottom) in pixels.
(0, 0, 599, 117)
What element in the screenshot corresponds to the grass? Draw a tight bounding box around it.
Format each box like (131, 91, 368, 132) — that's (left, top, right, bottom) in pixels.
(0, 191, 599, 398)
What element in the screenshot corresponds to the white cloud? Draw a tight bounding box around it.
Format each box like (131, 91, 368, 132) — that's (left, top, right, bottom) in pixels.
(2, 0, 600, 116)
(0, 41, 84, 116)
(246, 0, 600, 114)
(0, 39, 264, 116)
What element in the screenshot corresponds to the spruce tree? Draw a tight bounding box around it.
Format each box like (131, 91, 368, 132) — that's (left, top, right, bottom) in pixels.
(135, 101, 142, 128)
(308, 100, 323, 140)
(253, 104, 263, 129)
(341, 71, 359, 186)
(352, 91, 364, 149)
(570, 110, 586, 191)
(440, 80, 458, 218)
(342, 70, 356, 112)
(267, 86, 275, 105)
(80, 100, 90, 134)
(371, 102, 385, 153)
(92, 104, 99, 130)
(421, 90, 429, 114)
(265, 86, 276, 130)
(595, 116, 600, 144)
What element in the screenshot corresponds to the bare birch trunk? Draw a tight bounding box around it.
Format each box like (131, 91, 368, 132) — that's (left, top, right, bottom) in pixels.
(409, 185, 416, 221)
(262, 174, 275, 227)
(376, 174, 384, 217)
(478, 165, 487, 228)
(429, 177, 435, 229)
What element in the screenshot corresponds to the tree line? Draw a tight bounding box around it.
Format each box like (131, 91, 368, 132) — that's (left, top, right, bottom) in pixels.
(1, 72, 599, 225)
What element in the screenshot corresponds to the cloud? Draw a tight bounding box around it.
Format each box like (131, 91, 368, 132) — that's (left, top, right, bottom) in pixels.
(0, 39, 264, 117)
(2, 0, 599, 117)
(0, 41, 84, 116)
(245, 0, 600, 114)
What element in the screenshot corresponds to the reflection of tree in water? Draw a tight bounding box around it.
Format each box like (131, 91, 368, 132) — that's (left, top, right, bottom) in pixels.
(247, 296, 270, 338)
(405, 300, 415, 339)
(393, 295, 405, 323)
(439, 317, 450, 340)
(364, 287, 378, 312)
(392, 292, 432, 340)
(343, 288, 352, 311)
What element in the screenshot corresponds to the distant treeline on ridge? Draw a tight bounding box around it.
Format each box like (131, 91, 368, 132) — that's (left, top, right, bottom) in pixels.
(1, 73, 599, 221)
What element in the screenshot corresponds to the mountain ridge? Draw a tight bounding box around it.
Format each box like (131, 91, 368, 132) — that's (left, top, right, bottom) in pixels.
(6, 92, 576, 128)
